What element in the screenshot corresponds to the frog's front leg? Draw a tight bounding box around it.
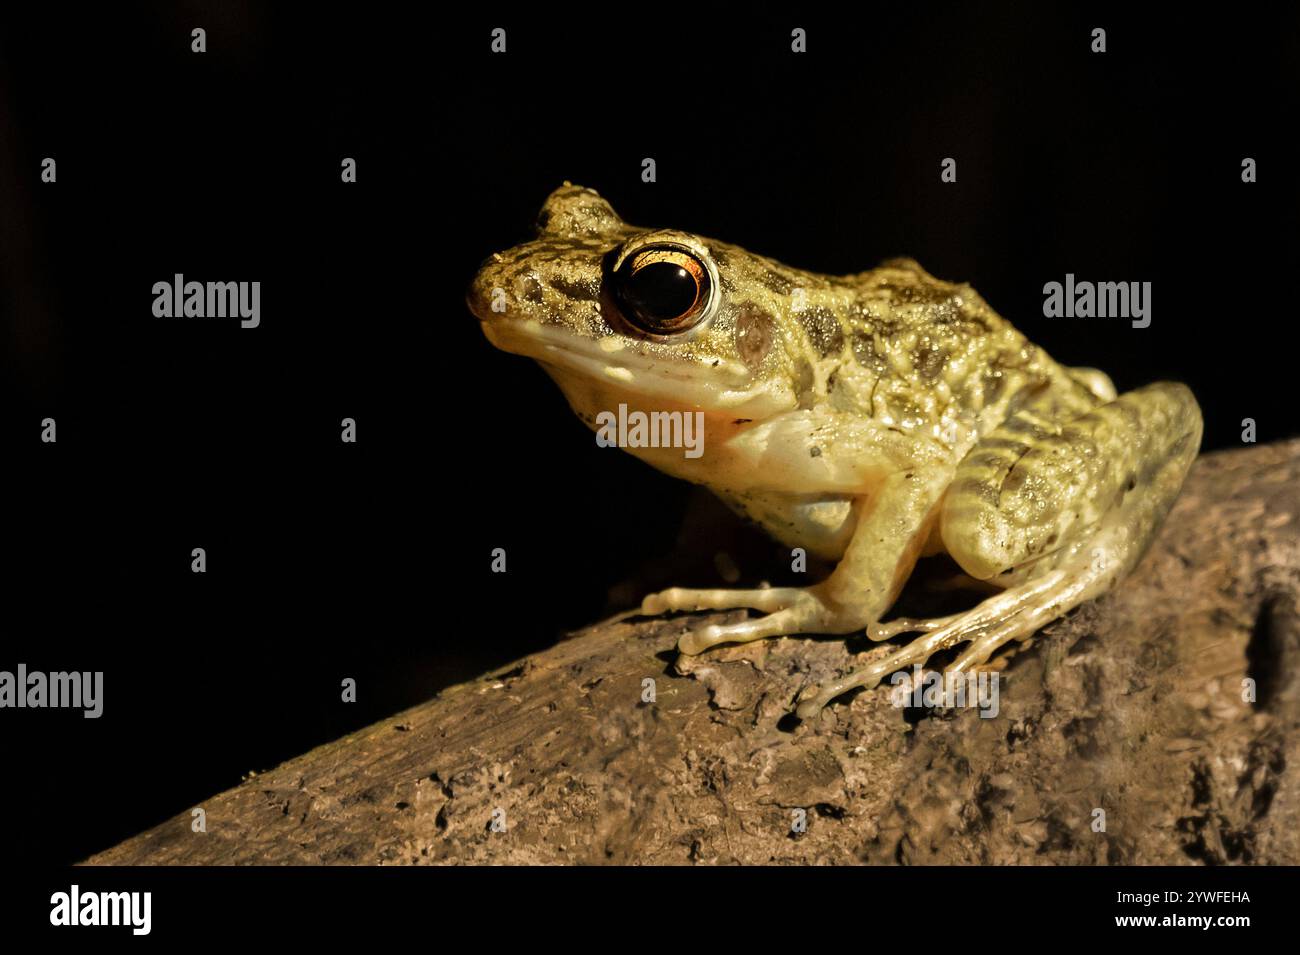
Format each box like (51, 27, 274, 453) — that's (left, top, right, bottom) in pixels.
(640, 468, 953, 655)
(794, 382, 1202, 718)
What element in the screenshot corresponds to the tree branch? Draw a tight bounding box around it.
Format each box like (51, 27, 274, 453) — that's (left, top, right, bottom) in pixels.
(86, 440, 1300, 865)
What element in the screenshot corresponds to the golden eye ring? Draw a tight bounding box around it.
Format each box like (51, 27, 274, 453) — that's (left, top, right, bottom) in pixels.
(611, 244, 714, 336)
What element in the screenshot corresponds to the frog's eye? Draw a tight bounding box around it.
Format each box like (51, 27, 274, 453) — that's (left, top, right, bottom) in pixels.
(612, 246, 712, 335)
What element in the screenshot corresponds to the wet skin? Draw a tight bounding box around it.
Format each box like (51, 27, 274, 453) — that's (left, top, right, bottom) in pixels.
(468, 184, 1202, 719)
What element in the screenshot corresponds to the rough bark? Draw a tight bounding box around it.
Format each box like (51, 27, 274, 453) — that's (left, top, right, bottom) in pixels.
(87, 440, 1300, 865)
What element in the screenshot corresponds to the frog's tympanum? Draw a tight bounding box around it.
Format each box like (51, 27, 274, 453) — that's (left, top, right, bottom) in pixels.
(468, 184, 1202, 719)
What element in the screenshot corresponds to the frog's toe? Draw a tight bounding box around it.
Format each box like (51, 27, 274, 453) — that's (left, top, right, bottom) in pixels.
(640, 585, 804, 617)
(677, 606, 806, 655)
(868, 613, 964, 641)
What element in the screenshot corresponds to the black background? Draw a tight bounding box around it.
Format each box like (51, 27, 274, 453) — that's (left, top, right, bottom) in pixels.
(1, 4, 1297, 866)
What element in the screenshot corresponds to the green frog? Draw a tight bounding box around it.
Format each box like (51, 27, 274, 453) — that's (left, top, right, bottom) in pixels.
(467, 184, 1202, 719)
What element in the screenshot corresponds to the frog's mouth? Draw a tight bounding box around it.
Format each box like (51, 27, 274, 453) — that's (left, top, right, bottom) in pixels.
(479, 319, 793, 417)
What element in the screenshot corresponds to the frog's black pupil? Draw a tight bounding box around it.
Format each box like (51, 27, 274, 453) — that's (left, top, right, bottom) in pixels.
(622, 261, 698, 326)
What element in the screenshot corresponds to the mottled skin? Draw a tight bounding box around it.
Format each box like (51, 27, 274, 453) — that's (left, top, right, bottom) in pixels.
(468, 184, 1203, 719)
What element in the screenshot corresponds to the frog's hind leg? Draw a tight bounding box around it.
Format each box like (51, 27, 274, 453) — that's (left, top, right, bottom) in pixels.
(796, 382, 1202, 719)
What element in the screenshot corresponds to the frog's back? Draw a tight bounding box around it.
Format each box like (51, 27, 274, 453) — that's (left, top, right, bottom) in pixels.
(759, 251, 1091, 433)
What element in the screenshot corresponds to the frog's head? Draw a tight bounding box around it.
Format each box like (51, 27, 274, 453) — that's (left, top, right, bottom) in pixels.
(468, 184, 820, 423)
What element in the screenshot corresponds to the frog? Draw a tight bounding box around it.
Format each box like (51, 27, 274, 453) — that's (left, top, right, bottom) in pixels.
(466, 183, 1202, 720)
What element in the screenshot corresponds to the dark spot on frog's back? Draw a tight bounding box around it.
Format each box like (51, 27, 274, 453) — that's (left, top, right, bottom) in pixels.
(916, 341, 949, 381)
(801, 306, 845, 357)
(850, 331, 878, 364)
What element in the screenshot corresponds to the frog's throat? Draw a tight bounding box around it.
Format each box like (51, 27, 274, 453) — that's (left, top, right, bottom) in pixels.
(480, 320, 795, 418)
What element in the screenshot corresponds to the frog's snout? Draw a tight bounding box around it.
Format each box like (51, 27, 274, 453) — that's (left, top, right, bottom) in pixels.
(465, 254, 505, 321)
(465, 275, 486, 320)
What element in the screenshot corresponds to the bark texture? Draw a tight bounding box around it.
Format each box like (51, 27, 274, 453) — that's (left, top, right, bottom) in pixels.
(87, 440, 1300, 865)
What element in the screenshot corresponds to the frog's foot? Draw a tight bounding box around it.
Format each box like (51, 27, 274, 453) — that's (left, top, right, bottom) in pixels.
(795, 566, 1083, 720)
(639, 585, 828, 655)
